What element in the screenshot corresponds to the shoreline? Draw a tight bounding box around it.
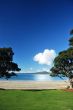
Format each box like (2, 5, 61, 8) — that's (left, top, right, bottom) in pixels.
(0, 80, 70, 90)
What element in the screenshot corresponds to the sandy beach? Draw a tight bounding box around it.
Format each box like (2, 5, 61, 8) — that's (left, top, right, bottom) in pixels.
(0, 80, 70, 90)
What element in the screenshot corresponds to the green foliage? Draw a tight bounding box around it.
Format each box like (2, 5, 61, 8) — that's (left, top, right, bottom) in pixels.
(50, 30, 73, 79)
(0, 47, 21, 79)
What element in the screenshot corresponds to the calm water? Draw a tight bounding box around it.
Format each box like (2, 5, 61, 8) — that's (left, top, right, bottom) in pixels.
(0, 73, 68, 81)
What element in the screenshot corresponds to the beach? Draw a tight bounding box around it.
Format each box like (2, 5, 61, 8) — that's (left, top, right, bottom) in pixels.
(0, 80, 70, 90)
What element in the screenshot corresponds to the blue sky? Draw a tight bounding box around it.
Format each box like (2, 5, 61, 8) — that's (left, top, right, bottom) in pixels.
(0, 0, 73, 73)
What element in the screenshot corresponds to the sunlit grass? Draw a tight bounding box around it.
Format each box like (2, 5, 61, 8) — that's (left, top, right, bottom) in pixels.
(0, 90, 73, 110)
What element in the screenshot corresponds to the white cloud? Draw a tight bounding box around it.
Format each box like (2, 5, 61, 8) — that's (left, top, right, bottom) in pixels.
(33, 49, 57, 66)
(35, 67, 50, 72)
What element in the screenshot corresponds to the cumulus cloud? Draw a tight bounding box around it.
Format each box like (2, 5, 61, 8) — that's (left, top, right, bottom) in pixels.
(33, 49, 57, 66)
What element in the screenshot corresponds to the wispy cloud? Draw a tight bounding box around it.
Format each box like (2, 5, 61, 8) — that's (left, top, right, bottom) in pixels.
(33, 49, 57, 66)
(21, 67, 50, 73)
(21, 67, 33, 73)
(35, 67, 50, 72)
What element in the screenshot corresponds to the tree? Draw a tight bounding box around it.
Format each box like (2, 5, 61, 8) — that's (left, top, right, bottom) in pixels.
(0, 47, 21, 79)
(50, 29, 73, 88)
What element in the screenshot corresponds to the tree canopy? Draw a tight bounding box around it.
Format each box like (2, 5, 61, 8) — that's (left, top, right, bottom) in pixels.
(50, 29, 73, 79)
(0, 47, 21, 79)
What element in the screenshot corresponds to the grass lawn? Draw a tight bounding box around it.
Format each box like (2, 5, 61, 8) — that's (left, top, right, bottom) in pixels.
(0, 89, 73, 110)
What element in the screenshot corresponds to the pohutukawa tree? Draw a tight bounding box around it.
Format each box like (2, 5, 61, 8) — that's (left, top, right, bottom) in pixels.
(50, 29, 73, 88)
(0, 47, 21, 79)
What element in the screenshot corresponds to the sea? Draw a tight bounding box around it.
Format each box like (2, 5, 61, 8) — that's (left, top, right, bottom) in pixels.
(0, 73, 68, 81)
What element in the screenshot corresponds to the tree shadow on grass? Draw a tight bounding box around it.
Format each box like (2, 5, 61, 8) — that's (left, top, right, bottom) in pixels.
(22, 89, 43, 92)
(0, 88, 6, 90)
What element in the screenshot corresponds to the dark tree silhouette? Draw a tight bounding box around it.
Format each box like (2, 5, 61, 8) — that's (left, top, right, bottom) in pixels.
(50, 29, 73, 88)
(69, 29, 73, 46)
(0, 47, 21, 79)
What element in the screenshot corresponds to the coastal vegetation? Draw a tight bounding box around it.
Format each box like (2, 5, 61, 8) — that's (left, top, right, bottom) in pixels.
(0, 48, 21, 79)
(50, 29, 73, 88)
(0, 90, 73, 110)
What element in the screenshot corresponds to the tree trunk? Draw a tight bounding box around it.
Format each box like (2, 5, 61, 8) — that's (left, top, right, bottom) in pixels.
(70, 78, 73, 88)
(70, 82, 73, 88)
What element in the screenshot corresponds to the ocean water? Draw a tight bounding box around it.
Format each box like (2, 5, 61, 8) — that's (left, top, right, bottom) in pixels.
(0, 73, 68, 81)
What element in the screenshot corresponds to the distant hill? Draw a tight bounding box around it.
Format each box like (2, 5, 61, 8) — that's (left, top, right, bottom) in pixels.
(35, 71, 49, 74)
(16, 71, 49, 74)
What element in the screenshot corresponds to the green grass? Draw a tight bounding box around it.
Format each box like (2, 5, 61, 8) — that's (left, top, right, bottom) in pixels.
(0, 89, 73, 110)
